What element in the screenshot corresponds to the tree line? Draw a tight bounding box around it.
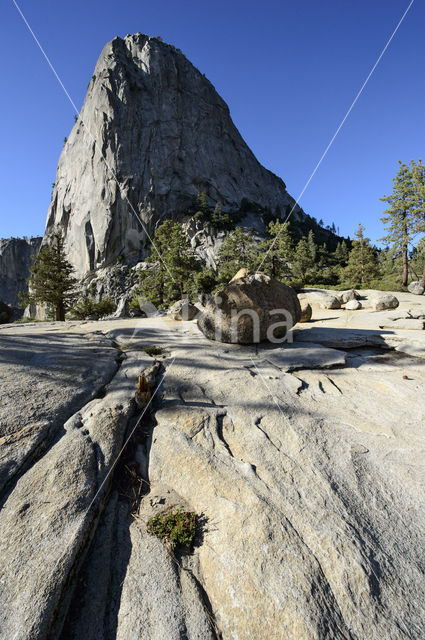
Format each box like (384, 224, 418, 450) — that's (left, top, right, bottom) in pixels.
(22, 160, 425, 319)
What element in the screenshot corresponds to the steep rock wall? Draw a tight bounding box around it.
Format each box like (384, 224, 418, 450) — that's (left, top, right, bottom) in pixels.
(0, 237, 42, 307)
(45, 33, 303, 276)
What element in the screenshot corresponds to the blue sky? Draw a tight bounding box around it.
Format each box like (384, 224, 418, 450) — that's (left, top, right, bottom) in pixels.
(1, 0, 423, 245)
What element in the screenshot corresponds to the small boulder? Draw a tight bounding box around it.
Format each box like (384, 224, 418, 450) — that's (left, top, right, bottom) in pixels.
(345, 299, 362, 310)
(319, 294, 341, 310)
(0, 300, 14, 324)
(198, 271, 301, 344)
(371, 294, 399, 311)
(339, 289, 360, 303)
(300, 291, 341, 310)
(168, 299, 198, 321)
(408, 280, 425, 296)
(299, 300, 312, 322)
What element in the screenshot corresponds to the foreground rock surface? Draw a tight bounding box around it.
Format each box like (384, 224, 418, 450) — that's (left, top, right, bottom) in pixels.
(198, 271, 301, 343)
(0, 304, 424, 639)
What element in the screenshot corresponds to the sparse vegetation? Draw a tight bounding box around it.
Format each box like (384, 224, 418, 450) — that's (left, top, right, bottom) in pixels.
(147, 507, 196, 551)
(70, 296, 116, 319)
(144, 346, 163, 356)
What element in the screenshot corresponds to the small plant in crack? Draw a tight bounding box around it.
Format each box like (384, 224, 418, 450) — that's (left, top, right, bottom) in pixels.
(144, 345, 164, 356)
(147, 507, 196, 551)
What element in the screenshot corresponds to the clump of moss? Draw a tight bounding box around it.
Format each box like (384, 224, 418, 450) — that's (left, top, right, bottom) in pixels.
(147, 507, 196, 551)
(144, 346, 163, 356)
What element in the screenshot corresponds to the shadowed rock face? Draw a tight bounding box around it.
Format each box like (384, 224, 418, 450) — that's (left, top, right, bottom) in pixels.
(44, 33, 302, 276)
(0, 237, 41, 307)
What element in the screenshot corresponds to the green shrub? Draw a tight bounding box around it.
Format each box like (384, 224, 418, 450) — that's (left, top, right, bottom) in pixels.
(95, 298, 117, 316)
(147, 507, 196, 551)
(70, 296, 116, 319)
(144, 346, 163, 356)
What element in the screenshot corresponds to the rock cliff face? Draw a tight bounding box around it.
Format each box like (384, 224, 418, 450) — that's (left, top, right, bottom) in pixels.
(0, 237, 42, 306)
(45, 33, 303, 276)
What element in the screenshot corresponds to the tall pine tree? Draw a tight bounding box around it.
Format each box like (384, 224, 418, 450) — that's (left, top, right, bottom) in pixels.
(135, 221, 197, 307)
(217, 228, 259, 283)
(260, 220, 294, 279)
(343, 224, 379, 287)
(380, 161, 416, 286)
(410, 159, 425, 287)
(24, 231, 78, 321)
(292, 232, 317, 285)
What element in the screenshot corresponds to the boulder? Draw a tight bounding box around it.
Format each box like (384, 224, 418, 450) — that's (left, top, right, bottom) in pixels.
(371, 294, 399, 311)
(300, 291, 341, 310)
(168, 299, 198, 321)
(408, 280, 425, 296)
(314, 294, 341, 310)
(345, 299, 362, 310)
(197, 271, 301, 344)
(338, 289, 360, 303)
(299, 299, 312, 322)
(0, 300, 13, 324)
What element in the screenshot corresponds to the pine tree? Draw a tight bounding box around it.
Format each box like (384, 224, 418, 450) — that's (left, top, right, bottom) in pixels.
(260, 220, 294, 279)
(211, 202, 222, 226)
(380, 161, 416, 286)
(291, 231, 318, 285)
(193, 192, 210, 222)
(334, 240, 349, 267)
(410, 159, 425, 287)
(162, 221, 198, 298)
(343, 224, 379, 287)
(292, 237, 315, 285)
(217, 228, 259, 283)
(135, 221, 197, 307)
(24, 231, 78, 320)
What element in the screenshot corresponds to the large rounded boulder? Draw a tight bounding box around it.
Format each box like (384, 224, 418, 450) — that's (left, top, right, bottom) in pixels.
(197, 271, 301, 344)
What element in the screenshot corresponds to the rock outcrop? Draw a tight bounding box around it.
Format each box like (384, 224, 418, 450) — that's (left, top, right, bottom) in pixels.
(0, 237, 42, 307)
(44, 33, 305, 276)
(198, 271, 301, 343)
